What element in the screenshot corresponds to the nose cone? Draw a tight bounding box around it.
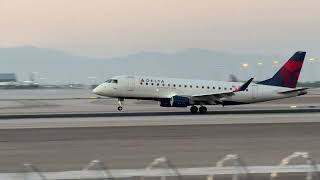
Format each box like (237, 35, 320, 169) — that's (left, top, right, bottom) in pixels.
(92, 84, 103, 95)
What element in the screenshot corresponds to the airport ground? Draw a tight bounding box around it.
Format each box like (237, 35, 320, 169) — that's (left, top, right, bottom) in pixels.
(0, 88, 319, 115)
(1, 121, 320, 173)
(0, 89, 319, 178)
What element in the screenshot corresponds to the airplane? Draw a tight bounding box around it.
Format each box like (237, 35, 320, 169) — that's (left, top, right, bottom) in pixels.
(93, 51, 308, 114)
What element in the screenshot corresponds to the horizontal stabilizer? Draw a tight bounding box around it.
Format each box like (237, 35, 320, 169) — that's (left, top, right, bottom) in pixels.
(278, 88, 308, 94)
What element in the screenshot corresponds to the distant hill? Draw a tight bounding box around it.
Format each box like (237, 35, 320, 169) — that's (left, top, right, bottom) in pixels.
(0, 46, 315, 84)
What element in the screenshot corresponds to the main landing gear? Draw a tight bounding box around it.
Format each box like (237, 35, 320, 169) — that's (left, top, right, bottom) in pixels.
(117, 98, 124, 111)
(190, 106, 198, 114)
(199, 106, 207, 114)
(190, 105, 207, 114)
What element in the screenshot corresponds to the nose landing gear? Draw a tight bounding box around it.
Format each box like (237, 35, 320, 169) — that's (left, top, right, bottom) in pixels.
(117, 98, 124, 111)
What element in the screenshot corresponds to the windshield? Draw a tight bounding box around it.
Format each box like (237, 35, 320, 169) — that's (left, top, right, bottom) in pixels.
(105, 79, 118, 83)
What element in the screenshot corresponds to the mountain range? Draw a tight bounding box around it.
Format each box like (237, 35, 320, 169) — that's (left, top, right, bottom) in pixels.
(0, 46, 315, 84)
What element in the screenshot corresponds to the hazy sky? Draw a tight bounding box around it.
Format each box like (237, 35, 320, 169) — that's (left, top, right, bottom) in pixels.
(1, 0, 319, 57)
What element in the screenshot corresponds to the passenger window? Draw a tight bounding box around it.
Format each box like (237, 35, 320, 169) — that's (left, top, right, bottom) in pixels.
(190, 85, 192, 88)
(219, 87, 221, 90)
(140, 82, 143, 85)
(146, 83, 149, 85)
(230, 88, 232, 90)
(184, 85, 187, 88)
(196, 86, 199, 88)
(224, 87, 227, 90)
(212, 87, 215, 89)
(157, 83, 159, 86)
(168, 84, 170, 87)
(179, 85, 181, 87)
(162, 84, 165, 86)
(151, 83, 154, 86)
(207, 86, 210, 89)
(173, 84, 176, 87)
(202, 86, 204, 89)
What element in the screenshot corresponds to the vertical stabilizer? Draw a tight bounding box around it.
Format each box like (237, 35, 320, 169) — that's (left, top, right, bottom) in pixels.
(257, 51, 306, 88)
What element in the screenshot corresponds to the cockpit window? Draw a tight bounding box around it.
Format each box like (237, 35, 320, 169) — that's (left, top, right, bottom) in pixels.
(105, 79, 118, 83)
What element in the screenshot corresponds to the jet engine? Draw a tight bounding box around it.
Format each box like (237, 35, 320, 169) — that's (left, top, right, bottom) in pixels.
(160, 96, 191, 107)
(159, 99, 171, 107)
(170, 96, 190, 107)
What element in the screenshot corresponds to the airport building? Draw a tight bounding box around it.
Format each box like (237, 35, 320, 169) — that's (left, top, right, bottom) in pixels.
(0, 73, 17, 82)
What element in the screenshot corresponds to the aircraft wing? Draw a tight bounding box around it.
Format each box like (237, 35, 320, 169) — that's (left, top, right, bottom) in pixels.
(192, 91, 235, 99)
(191, 78, 254, 100)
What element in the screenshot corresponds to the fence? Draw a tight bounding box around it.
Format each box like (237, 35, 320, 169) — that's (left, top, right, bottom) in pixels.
(2, 152, 319, 180)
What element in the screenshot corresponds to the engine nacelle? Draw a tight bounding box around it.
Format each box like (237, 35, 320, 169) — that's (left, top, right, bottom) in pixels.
(159, 99, 171, 107)
(170, 96, 190, 107)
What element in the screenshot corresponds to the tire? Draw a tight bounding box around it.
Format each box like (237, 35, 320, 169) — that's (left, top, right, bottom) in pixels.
(190, 106, 198, 114)
(199, 106, 207, 114)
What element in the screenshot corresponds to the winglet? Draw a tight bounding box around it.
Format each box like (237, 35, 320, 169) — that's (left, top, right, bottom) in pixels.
(235, 78, 254, 92)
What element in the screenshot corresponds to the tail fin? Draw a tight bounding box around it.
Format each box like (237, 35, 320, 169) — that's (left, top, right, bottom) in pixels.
(229, 74, 239, 82)
(257, 51, 306, 88)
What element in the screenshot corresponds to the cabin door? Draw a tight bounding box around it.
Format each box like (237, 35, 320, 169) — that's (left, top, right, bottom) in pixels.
(127, 77, 135, 91)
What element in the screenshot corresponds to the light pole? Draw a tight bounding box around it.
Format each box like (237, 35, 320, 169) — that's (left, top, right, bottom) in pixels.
(257, 61, 263, 81)
(272, 60, 279, 74)
(308, 57, 318, 82)
(241, 63, 249, 69)
(240, 63, 249, 79)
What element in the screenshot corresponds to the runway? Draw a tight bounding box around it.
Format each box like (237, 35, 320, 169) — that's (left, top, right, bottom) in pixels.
(0, 107, 319, 120)
(0, 88, 319, 115)
(1, 121, 320, 172)
(0, 89, 319, 175)
(1, 113, 320, 129)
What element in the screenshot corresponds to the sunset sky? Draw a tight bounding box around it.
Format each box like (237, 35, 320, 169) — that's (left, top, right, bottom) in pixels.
(1, 0, 319, 57)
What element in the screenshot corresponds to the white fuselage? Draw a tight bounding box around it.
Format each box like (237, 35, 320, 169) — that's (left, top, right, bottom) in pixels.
(93, 75, 302, 105)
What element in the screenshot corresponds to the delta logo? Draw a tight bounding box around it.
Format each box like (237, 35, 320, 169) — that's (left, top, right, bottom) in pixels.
(140, 78, 165, 84)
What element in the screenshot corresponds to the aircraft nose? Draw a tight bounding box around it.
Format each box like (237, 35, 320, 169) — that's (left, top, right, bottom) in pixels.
(92, 85, 103, 95)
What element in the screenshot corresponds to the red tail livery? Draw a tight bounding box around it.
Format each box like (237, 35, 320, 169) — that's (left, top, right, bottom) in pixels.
(257, 51, 306, 88)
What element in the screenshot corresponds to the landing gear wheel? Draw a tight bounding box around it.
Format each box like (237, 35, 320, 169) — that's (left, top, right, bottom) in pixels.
(190, 106, 198, 114)
(199, 106, 207, 114)
(117, 98, 124, 111)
